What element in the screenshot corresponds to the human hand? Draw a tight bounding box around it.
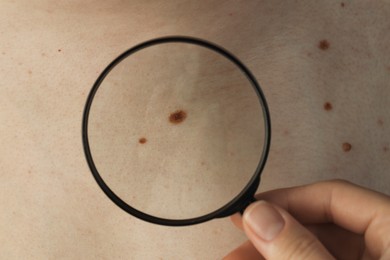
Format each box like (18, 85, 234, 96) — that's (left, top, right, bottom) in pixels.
(224, 180, 390, 259)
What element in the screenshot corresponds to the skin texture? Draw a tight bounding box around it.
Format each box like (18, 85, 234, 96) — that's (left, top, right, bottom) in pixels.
(1, 0, 390, 259)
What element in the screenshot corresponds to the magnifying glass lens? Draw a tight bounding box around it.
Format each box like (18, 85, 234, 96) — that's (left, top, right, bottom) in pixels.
(84, 38, 269, 224)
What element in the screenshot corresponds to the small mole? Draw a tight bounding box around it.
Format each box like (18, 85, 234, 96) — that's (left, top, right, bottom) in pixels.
(58, 49, 62, 52)
(324, 102, 332, 111)
(318, 40, 330, 50)
(341, 2, 345, 7)
(377, 119, 384, 127)
(307, 52, 312, 57)
(342, 142, 352, 152)
(1, 51, 5, 55)
(138, 137, 147, 144)
(41, 52, 46, 57)
(383, 145, 389, 152)
(228, 12, 233, 16)
(283, 130, 290, 136)
(169, 110, 187, 124)
(28, 70, 32, 75)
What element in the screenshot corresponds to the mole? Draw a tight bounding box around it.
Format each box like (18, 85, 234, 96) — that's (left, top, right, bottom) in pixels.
(383, 145, 389, 152)
(169, 110, 187, 124)
(342, 142, 352, 152)
(318, 40, 330, 50)
(138, 137, 147, 144)
(58, 49, 62, 52)
(377, 119, 384, 127)
(341, 2, 345, 7)
(324, 102, 332, 111)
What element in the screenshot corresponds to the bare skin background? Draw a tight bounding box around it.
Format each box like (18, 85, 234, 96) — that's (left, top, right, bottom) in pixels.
(0, 0, 389, 259)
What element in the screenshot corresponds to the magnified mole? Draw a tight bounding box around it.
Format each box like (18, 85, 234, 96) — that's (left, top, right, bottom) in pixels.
(169, 110, 187, 124)
(324, 102, 332, 111)
(342, 142, 352, 152)
(318, 40, 330, 50)
(139, 137, 147, 144)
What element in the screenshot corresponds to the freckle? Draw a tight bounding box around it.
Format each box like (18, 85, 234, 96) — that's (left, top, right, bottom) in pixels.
(169, 110, 187, 124)
(342, 142, 352, 152)
(138, 137, 147, 144)
(228, 12, 233, 16)
(28, 70, 32, 75)
(41, 52, 46, 57)
(341, 2, 345, 7)
(283, 130, 290, 136)
(307, 52, 312, 57)
(377, 119, 384, 127)
(201, 161, 205, 166)
(383, 146, 389, 152)
(324, 102, 332, 111)
(318, 40, 330, 51)
(1, 51, 5, 55)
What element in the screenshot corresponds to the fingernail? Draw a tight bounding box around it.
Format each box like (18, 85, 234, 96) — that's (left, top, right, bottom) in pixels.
(244, 201, 285, 241)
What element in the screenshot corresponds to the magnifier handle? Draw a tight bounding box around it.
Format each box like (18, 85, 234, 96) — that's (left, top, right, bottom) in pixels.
(239, 196, 257, 215)
(216, 176, 260, 218)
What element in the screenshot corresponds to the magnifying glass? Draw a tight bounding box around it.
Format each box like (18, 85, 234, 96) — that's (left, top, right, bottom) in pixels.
(82, 36, 271, 226)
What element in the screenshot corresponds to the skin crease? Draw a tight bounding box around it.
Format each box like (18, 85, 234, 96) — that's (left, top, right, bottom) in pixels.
(1, 0, 390, 259)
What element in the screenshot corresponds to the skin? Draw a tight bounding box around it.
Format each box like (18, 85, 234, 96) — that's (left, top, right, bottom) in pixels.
(1, 0, 389, 258)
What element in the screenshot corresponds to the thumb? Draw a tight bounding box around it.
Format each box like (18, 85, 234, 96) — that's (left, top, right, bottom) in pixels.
(242, 201, 335, 260)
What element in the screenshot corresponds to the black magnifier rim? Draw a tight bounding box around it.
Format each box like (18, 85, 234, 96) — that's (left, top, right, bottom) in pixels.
(82, 36, 271, 226)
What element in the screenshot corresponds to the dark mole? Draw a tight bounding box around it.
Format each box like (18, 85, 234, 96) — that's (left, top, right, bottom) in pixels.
(139, 137, 147, 144)
(341, 2, 345, 7)
(58, 49, 62, 52)
(324, 102, 332, 111)
(318, 40, 330, 50)
(342, 142, 352, 152)
(169, 110, 187, 124)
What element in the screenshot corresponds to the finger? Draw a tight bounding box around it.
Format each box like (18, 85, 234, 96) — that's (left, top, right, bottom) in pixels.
(243, 201, 335, 259)
(223, 240, 264, 260)
(306, 223, 364, 260)
(230, 213, 243, 230)
(256, 180, 390, 257)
